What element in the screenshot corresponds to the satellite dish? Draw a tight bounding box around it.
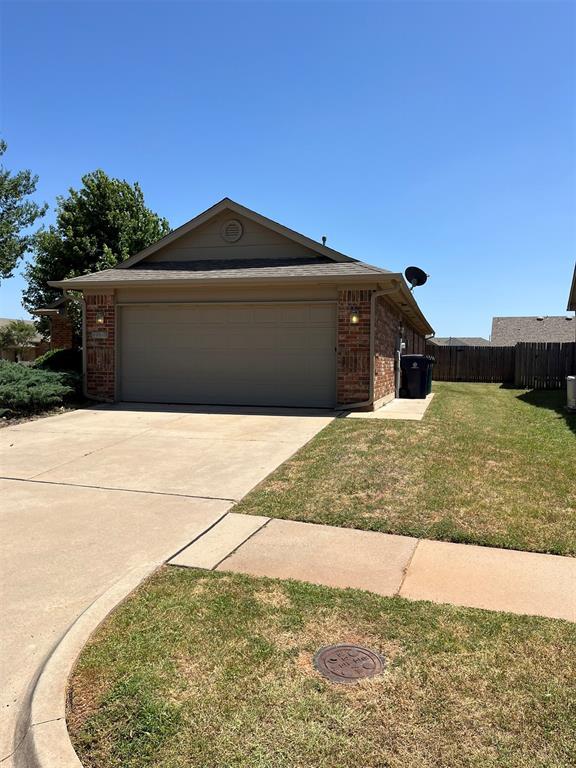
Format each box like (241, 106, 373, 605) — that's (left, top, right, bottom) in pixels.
(404, 266, 428, 291)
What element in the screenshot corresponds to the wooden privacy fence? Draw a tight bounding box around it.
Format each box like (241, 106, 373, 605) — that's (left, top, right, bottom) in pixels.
(426, 345, 515, 383)
(514, 342, 576, 389)
(426, 342, 576, 389)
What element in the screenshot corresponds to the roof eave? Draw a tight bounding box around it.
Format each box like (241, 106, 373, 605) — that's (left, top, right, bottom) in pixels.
(48, 273, 394, 290)
(393, 282, 434, 336)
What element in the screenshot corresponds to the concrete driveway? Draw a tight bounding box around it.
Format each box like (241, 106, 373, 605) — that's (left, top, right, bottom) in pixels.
(0, 403, 333, 765)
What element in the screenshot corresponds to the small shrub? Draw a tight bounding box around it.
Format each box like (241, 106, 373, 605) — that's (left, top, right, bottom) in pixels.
(0, 360, 75, 415)
(34, 347, 82, 374)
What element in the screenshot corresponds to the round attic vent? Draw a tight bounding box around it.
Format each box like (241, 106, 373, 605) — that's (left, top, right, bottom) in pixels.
(220, 219, 243, 243)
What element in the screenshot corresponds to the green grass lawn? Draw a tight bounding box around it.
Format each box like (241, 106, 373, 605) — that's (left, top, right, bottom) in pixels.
(69, 568, 576, 768)
(235, 383, 576, 556)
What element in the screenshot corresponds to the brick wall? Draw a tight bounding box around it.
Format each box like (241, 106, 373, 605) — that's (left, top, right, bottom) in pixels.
(337, 289, 372, 403)
(50, 314, 75, 350)
(85, 293, 116, 401)
(338, 290, 427, 408)
(374, 296, 400, 403)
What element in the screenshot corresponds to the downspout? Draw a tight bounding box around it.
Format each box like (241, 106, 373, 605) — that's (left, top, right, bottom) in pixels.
(79, 295, 88, 399)
(395, 320, 404, 399)
(336, 281, 402, 411)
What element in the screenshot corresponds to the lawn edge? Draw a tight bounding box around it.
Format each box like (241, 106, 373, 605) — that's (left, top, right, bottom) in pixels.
(12, 562, 159, 768)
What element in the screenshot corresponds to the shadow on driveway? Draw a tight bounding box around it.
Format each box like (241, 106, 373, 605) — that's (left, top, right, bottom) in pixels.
(92, 402, 336, 418)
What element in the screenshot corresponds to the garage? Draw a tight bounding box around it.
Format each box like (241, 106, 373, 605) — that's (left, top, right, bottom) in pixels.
(119, 302, 337, 407)
(50, 198, 433, 409)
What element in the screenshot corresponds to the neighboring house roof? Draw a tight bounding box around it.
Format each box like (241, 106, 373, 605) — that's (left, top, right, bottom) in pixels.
(0, 317, 42, 345)
(429, 336, 491, 347)
(32, 296, 72, 317)
(48, 198, 434, 336)
(569, 263, 576, 311)
(490, 316, 575, 345)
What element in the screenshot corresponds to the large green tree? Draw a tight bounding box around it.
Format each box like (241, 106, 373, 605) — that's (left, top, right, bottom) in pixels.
(23, 170, 170, 331)
(0, 140, 47, 280)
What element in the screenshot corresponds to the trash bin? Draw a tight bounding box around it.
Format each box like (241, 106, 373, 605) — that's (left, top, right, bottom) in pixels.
(400, 354, 433, 399)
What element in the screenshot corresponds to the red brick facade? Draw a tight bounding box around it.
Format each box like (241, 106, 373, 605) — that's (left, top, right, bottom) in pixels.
(337, 289, 372, 404)
(50, 314, 75, 351)
(338, 290, 426, 408)
(373, 296, 400, 404)
(85, 293, 116, 402)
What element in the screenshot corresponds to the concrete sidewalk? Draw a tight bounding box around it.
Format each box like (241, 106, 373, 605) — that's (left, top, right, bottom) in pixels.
(345, 393, 434, 421)
(170, 514, 576, 622)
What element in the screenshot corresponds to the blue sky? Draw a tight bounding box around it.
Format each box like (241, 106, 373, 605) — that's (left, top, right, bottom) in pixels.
(1, 0, 574, 338)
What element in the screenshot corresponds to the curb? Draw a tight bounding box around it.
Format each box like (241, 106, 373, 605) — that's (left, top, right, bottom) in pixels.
(13, 563, 158, 768)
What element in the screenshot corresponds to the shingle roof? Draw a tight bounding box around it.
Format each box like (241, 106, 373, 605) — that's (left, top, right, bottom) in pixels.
(490, 316, 575, 345)
(51, 257, 391, 287)
(429, 337, 491, 347)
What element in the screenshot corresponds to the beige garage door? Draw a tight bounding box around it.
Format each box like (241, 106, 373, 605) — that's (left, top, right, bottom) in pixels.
(119, 303, 337, 407)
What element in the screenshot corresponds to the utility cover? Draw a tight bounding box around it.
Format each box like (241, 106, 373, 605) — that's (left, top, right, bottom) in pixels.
(313, 644, 385, 684)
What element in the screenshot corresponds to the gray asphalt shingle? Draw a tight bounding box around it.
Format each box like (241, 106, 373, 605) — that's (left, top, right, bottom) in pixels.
(54, 257, 391, 286)
(491, 316, 575, 344)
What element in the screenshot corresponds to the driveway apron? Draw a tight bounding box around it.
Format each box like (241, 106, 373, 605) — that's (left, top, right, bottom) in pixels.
(0, 404, 332, 765)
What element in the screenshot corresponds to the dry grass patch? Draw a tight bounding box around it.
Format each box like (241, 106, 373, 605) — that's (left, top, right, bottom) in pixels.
(69, 567, 576, 768)
(235, 383, 576, 555)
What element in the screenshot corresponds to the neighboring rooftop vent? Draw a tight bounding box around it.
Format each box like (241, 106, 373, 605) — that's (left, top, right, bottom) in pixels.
(220, 219, 243, 243)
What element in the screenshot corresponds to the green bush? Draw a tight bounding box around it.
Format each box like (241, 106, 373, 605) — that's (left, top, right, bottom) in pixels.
(34, 347, 82, 374)
(0, 360, 75, 416)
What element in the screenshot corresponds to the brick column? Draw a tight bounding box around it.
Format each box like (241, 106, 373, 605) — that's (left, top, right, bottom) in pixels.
(50, 314, 75, 350)
(337, 289, 373, 404)
(85, 293, 116, 402)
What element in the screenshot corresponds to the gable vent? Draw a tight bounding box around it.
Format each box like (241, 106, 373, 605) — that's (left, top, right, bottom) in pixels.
(220, 219, 243, 243)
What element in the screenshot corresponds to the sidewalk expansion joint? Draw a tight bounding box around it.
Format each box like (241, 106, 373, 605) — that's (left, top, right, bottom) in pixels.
(211, 517, 272, 571)
(395, 538, 421, 597)
(166, 511, 232, 562)
(0, 476, 238, 504)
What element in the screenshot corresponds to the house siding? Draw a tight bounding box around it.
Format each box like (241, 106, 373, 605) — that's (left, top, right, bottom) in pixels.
(146, 211, 323, 264)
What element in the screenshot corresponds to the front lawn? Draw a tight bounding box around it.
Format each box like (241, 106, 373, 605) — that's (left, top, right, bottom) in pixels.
(69, 568, 576, 768)
(236, 383, 576, 555)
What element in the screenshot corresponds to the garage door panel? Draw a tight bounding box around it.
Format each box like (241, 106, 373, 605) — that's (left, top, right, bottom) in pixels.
(119, 304, 336, 407)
